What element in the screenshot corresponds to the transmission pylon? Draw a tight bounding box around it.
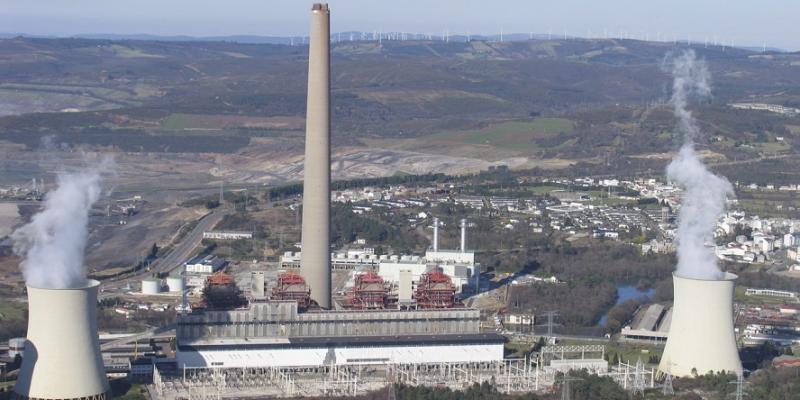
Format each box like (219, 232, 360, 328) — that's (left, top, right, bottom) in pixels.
(386, 382, 396, 400)
(662, 371, 674, 396)
(729, 373, 747, 400)
(536, 310, 561, 339)
(632, 357, 646, 396)
(559, 375, 583, 400)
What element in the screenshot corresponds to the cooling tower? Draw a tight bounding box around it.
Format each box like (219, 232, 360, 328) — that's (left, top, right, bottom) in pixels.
(13, 280, 110, 400)
(300, 3, 332, 309)
(658, 272, 743, 378)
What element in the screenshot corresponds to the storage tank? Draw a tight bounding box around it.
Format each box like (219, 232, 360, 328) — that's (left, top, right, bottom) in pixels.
(14, 280, 110, 399)
(141, 278, 161, 295)
(8, 337, 25, 359)
(166, 275, 185, 293)
(658, 272, 743, 377)
(250, 271, 266, 299)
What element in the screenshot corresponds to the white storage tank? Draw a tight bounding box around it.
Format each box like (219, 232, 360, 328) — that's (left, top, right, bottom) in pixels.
(8, 337, 26, 359)
(141, 278, 161, 295)
(166, 275, 185, 293)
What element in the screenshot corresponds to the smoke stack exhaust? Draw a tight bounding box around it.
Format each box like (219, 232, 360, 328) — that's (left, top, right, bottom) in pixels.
(432, 217, 439, 252)
(14, 280, 110, 399)
(300, 3, 332, 309)
(460, 218, 467, 253)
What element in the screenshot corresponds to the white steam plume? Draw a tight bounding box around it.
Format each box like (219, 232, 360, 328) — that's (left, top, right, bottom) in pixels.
(12, 167, 104, 288)
(665, 50, 733, 280)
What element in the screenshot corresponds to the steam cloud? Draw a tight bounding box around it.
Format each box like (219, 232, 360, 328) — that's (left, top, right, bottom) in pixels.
(12, 167, 104, 289)
(665, 50, 733, 280)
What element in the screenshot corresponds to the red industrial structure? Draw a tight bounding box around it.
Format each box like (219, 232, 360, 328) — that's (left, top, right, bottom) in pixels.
(415, 271, 458, 309)
(271, 271, 312, 311)
(201, 271, 247, 310)
(347, 271, 389, 310)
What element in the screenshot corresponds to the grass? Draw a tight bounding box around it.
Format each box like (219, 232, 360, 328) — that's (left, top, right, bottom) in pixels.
(159, 113, 303, 133)
(734, 286, 791, 306)
(527, 185, 565, 194)
(0, 300, 27, 322)
(160, 113, 193, 130)
(754, 140, 792, 154)
(559, 338, 663, 365)
(109, 381, 148, 400)
(426, 118, 575, 151)
(109, 45, 165, 59)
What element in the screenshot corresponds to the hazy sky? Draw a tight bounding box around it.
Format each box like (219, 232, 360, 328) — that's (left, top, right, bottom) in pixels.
(2, 0, 798, 50)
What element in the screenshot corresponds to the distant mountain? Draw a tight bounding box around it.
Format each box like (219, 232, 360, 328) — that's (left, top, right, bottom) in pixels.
(0, 31, 787, 52)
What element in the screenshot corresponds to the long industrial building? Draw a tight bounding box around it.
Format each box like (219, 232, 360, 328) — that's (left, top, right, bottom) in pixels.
(176, 301, 502, 369)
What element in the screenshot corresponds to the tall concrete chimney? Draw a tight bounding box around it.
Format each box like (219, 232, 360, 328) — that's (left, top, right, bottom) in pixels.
(432, 217, 439, 252)
(460, 218, 467, 253)
(300, 3, 332, 309)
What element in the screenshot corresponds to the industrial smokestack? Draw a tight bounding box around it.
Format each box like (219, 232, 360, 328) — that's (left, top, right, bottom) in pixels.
(300, 3, 332, 309)
(432, 217, 439, 252)
(658, 273, 742, 377)
(14, 280, 110, 399)
(460, 218, 467, 253)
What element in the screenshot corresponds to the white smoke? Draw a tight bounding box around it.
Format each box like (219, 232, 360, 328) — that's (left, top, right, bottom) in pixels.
(12, 166, 105, 289)
(665, 50, 733, 280)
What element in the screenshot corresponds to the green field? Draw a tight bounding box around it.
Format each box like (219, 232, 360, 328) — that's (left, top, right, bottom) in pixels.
(160, 113, 195, 130)
(736, 190, 800, 218)
(427, 118, 575, 151)
(560, 339, 663, 365)
(734, 286, 793, 305)
(527, 184, 566, 194)
(0, 300, 26, 322)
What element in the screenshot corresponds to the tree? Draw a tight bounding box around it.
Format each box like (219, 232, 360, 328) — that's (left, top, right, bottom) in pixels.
(148, 242, 159, 258)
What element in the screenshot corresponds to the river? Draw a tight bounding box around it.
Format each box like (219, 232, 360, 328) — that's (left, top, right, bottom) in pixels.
(598, 285, 655, 326)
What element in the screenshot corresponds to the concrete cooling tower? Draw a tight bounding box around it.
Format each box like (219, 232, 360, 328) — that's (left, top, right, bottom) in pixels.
(658, 272, 743, 378)
(13, 280, 110, 399)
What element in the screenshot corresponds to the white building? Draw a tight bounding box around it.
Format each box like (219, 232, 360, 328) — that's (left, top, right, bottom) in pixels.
(185, 255, 227, 274)
(202, 231, 253, 240)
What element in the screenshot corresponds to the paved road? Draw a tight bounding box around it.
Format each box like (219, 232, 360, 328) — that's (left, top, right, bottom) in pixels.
(151, 209, 227, 275)
(99, 324, 175, 351)
(99, 209, 229, 296)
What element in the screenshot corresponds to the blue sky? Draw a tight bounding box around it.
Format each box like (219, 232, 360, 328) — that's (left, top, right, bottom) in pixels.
(2, 0, 797, 50)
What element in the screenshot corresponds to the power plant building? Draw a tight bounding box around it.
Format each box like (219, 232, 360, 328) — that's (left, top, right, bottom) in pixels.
(172, 3, 503, 373)
(176, 302, 503, 369)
